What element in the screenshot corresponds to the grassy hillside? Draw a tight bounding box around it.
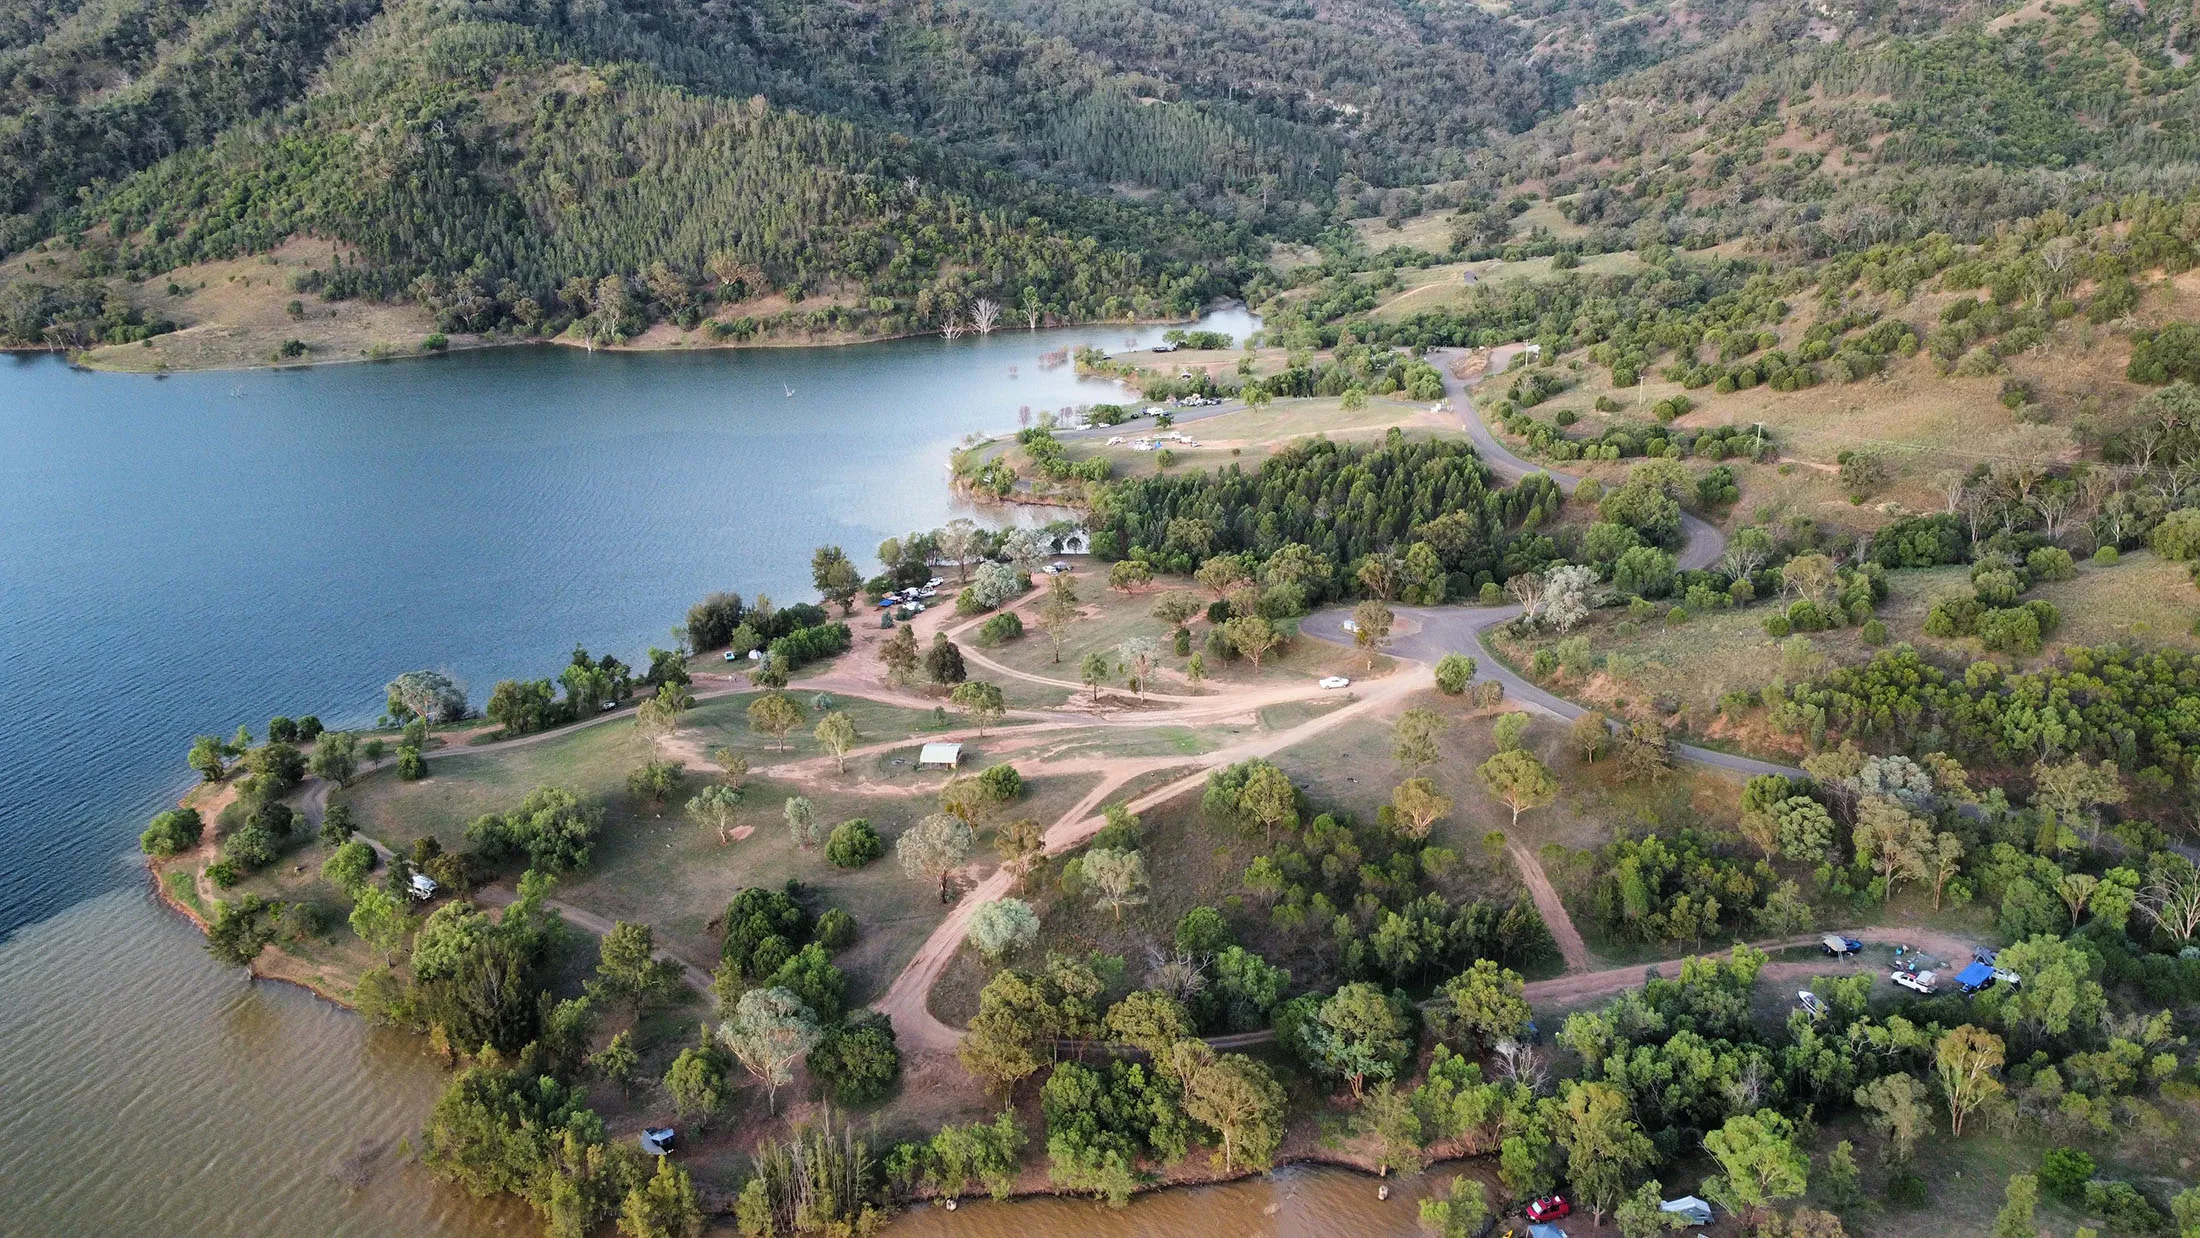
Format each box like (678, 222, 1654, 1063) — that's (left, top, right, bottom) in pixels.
(0, 0, 1805, 355)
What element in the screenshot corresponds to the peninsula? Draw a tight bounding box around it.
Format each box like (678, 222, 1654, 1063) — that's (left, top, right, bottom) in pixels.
(147, 314, 2200, 1236)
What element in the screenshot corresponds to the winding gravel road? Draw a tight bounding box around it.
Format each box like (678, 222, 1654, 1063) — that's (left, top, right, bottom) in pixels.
(1299, 346, 1805, 780)
(1301, 605, 1804, 780)
(1438, 345, 1725, 572)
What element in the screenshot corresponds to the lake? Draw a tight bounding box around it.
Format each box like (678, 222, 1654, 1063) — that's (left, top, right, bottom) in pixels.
(0, 310, 1272, 1235)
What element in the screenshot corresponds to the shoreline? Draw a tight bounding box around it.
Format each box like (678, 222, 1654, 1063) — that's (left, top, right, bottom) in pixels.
(146, 852, 364, 1012)
(144, 847, 1485, 1222)
(51, 308, 1225, 376)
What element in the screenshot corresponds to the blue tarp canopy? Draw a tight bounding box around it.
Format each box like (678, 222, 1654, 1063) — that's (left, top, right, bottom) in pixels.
(1956, 961, 1995, 989)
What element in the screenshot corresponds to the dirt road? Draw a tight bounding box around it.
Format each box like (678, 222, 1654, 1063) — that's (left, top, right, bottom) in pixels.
(1298, 605, 1807, 781)
(1507, 840, 1593, 971)
(1435, 346, 1724, 572)
(875, 664, 1435, 1052)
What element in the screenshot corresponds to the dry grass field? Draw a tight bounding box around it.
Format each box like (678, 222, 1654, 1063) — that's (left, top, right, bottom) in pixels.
(57, 239, 473, 372)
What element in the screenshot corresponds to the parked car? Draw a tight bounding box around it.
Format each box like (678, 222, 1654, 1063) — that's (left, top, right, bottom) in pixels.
(1891, 969, 1937, 995)
(1798, 990, 1829, 1019)
(1341, 618, 1359, 633)
(1821, 934, 1863, 956)
(1526, 1195, 1571, 1221)
(1319, 676, 1352, 689)
(927, 577, 944, 588)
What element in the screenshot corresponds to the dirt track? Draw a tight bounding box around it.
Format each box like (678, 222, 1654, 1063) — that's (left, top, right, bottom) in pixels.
(1507, 840, 1593, 971)
(874, 665, 1434, 1051)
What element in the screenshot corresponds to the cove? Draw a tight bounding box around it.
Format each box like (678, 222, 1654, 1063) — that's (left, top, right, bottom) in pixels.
(0, 309, 1248, 1236)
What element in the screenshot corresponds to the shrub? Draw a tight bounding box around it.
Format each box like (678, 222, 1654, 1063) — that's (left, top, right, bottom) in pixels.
(826, 819, 883, 868)
(1836, 450, 1891, 499)
(1888, 1172, 1928, 1208)
(140, 808, 204, 858)
(966, 898, 1040, 961)
(976, 612, 1024, 645)
(1612, 545, 1676, 598)
(768, 623, 853, 671)
(2039, 1148, 2094, 1201)
(1860, 618, 1889, 646)
(808, 1012, 899, 1106)
(223, 823, 278, 870)
(1976, 605, 2045, 655)
(1761, 614, 1792, 638)
(1434, 654, 1477, 695)
(1786, 600, 1829, 632)
(1174, 906, 1233, 955)
(397, 746, 427, 780)
(2025, 546, 2076, 582)
(926, 638, 967, 684)
(2093, 545, 2119, 565)
(2127, 322, 2200, 384)
(2082, 1179, 2168, 1233)
(815, 907, 858, 951)
(1924, 595, 1982, 637)
(1971, 567, 2024, 606)
(976, 763, 1025, 803)
(2151, 508, 2200, 561)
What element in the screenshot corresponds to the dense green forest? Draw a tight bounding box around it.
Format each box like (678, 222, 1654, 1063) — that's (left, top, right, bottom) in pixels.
(13, 0, 2200, 349)
(0, 0, 1856, 346)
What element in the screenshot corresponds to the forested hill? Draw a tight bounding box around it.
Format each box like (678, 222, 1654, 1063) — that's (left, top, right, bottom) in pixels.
(0, 0, 1764, 349)
(0, 0, 1295, 344)
(15, 0, 2200, 351)
(1454, 0, 2200, 254)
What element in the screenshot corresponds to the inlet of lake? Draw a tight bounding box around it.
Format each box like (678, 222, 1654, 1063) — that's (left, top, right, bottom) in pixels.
(0, 309, 1449, 1236)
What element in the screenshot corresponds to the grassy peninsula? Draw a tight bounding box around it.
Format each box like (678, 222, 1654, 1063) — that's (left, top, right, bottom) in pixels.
(144, 310, 2200, 1235)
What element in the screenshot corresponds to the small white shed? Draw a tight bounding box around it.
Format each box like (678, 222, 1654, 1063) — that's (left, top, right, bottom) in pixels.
(1661, 1196, 1714, 1226)
(917, 742, 963, 771)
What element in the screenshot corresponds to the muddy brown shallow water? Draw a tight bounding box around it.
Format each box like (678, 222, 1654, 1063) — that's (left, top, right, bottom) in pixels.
(885, 1162, 1496, 1237)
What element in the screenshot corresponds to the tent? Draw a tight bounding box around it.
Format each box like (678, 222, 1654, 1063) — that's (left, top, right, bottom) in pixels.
(1956, 960, 1997, 992)
(1526, 1226, 1569, 1238)
(1661, 1196, 1714, 1225)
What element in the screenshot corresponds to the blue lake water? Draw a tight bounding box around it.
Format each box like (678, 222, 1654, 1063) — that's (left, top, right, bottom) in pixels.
(0, 310, 1249, 1235)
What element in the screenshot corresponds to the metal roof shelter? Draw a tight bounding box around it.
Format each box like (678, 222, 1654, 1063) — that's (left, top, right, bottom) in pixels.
(1661, 1196, 1714, 1225)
